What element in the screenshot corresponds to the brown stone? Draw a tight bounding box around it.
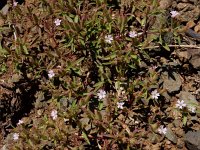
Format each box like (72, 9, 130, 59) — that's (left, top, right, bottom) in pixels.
(194, 22, 200, 33)
(187, 49, 200, 69)
(177, 3, 189, 10)
(159, 0, 172, 9)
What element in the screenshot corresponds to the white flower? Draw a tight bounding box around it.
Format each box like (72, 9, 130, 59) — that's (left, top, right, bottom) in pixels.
(97, 89, 106, 100)
(13, 133, 19, 141)
(48, 70, 55, 79)
(51, 110, 58, 120)
(176, 100, 186, 109)
(151, 89, 160, 100)
(158, 125, 167, 135)
(188, 106, 196, 113)
(170, 11, 180, 18)
(105, 35, 113, 44)
(13, 2, 18, 7)
(129, 31, 142, 38)
(17, 119, 23, 125)
(117, 102, 124, 109)
(129, 31, 137, 38)
(54, 19, 62, 26)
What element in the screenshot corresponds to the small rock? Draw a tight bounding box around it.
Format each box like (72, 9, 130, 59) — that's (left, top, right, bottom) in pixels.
(188, 0, 198, 3)
(187, 20, 196, 28)
(0, 145, 7, 150)
(175, 128, 184, 137)
(161, 72, 182, 93)
(159, 0, 172, 9)
(177, 138, 185, 149)
(173, 119, 182, 128)
(178, 8, 200, 22)
(161, 91, 170, 102)
(177, 3, 189, 10)
(1, 4, 9, 15)
(79, 118, 90, 131)
(185, 130, 200, 150)
(165, 127, 178, 144)
(186, 49, 200, 69)
(11, 74, 22, 83)
(194, 24, 200, 33)
(178, 51, 188, 59)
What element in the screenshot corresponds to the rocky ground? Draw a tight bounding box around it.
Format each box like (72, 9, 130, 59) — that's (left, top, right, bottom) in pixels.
(1, 0, 200, 149)
(152, 0, 200, 149)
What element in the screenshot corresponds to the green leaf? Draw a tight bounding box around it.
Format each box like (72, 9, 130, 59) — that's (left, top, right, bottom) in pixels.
(98, 53, 116, 60)
(183, 115, 187, 126)
(163, 44, 170, 51)
(159, 35, 162, 45)
(93, 81, 104, 89)
(130, 54, 138, 59)
(120, 16, 125, 33)
(0, 44, 9, 55)
(48, 51, 59, 57)
(141, 17, 146, 26)
(72, 57, 84, 66)
(23, 45, 29, 55)
(74, 15, 79, 23)
(82, 131, 90, 145)
(98, 102, 104, 110)
(66, 16, 73, 23)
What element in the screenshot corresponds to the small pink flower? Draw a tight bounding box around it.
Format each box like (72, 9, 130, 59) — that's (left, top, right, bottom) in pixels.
(151, 89, 160, 100)
(54, 19, 61, 26)
(105, 35, 113, 44)
(170, 11, 180, 18)
(176, 100, 186, 109)
(13, 133, 19, 141)
(48, 70, 55, 79)
(117, 102, 124, 109)
(13, 2, 18, 7)
(97, 89, 106, 100)
(51, 110, 58, 120)
(158, 125, 167, 135)
(129, 31, 142, 38)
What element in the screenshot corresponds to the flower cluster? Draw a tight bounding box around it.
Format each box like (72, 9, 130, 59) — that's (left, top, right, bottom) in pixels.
(175, 100, 197, 113)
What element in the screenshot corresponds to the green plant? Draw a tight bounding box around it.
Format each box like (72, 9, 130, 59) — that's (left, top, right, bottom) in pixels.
(0, 0, 199, 149)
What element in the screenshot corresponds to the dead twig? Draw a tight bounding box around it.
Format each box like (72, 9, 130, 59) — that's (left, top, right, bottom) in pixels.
(143, 45, 200, 49)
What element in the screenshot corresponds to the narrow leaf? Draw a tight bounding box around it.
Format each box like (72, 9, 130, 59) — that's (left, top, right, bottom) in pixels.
(82, 131, 90, 145)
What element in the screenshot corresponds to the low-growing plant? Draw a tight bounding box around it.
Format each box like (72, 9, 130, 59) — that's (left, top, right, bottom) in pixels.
(0, 0, 199, 149)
